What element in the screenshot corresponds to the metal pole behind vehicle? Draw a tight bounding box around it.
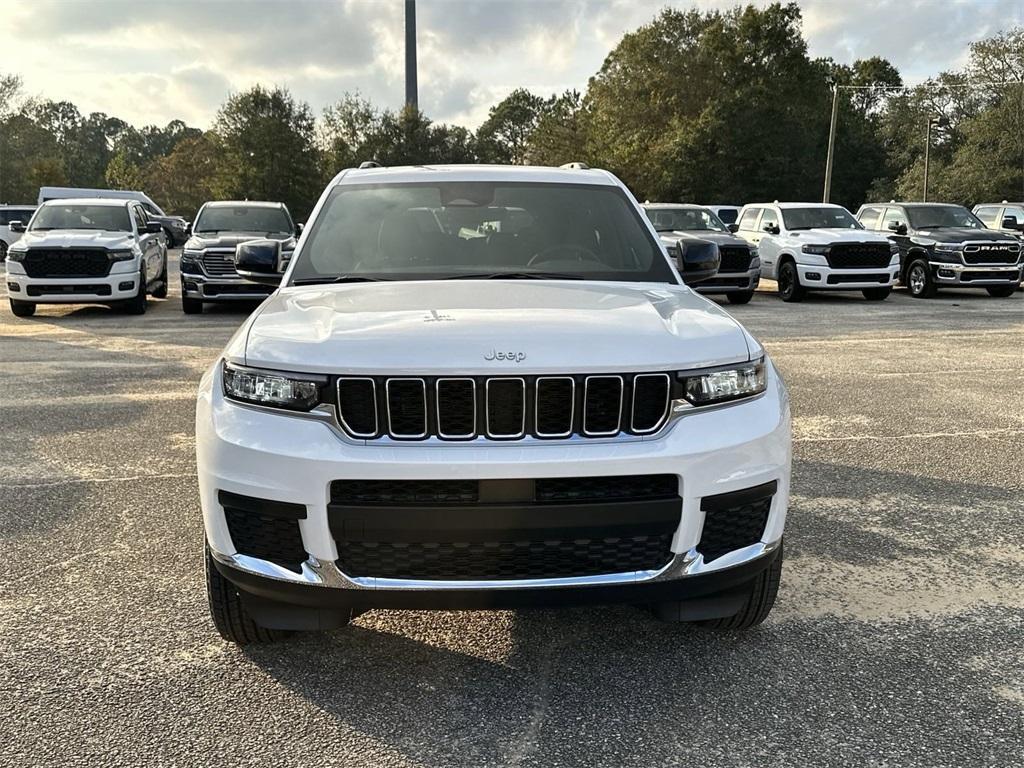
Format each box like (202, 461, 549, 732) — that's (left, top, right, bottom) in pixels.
(823, 82, 839, 203)
(405, 0, 418, 112)
(923, 119, 933, 202)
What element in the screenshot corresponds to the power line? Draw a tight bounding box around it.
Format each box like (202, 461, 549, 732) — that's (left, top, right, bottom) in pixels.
(836, 80, 1023, 91)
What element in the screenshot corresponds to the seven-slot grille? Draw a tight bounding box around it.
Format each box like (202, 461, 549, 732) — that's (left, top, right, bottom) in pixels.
(200, 249, 240, 277)
(825, 242, 892, 269)
(336, 373, 672, 441)
(22, 248, 113, 278)
(962, 242, 1021, 265)
(718, 246, 752, 272)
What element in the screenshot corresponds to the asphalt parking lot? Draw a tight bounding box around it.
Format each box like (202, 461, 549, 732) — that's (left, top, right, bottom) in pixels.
(1, 252, 1022, 767)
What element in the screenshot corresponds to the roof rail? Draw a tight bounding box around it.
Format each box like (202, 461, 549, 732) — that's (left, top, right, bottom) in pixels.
(559, 162, 590, 170)
(358, 161, 382, 169)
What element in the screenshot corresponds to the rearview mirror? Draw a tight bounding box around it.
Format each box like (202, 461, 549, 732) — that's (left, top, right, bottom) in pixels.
(727, 223, 739, 233)
(9, 220, 25, 233)
(676, 241, 720, 286)
(235, 239, 284, 286)
(1001, 215, 1021, 230)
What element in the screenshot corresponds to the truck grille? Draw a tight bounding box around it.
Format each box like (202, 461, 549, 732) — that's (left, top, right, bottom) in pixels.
(826, 243, 892, 269)
(718, 246, 752, 272)
(962, 243, 1021, 265)
(200, 249, 239, 277)
(22, 248, 112, 278)
(336, 373, 672, 441)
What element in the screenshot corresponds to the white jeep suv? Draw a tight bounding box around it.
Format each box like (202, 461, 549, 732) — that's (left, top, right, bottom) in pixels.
(5, 198, 167, 317)
(197, 164, 791, 644)
(735, 202, 898, 302)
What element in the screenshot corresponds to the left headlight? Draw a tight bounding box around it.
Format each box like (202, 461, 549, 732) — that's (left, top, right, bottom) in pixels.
(6, 249, 26, 262)
(801, 244, 829, 255)
(934, 243, 963, 253)
(107, 249, 135, 262)
(222, 361, 325, 411)
(181, 249, 203, 261)
(677, 359, 766, 407)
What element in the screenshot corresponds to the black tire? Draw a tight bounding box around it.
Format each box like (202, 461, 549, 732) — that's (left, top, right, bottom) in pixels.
(0, 241, 7, 261)
(862, 286, 892, 301)
(122, 273, 147, 314)
(9, 298, 35, 317)
(777, 260, 805, 302)
(726, 290, 755, 305)
(906, 259, 936, 298)
(181, 294, 203, 314)
(163, 228, 175, 249)
(152, 256, 168, 299)
(205, 544, 290, 645)
(986, 285, 1016, 298)
(700, 543, 783, 630)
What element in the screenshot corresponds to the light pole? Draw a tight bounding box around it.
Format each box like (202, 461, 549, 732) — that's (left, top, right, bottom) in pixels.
(922, 116, 941, 202)
(405, 0, 418, 112)
(822, 77, 839, 203)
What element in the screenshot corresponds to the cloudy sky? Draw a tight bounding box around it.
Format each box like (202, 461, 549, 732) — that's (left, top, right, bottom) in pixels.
(4, 0, 1022, 130)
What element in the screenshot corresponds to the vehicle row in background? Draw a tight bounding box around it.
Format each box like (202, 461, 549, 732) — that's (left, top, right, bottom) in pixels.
(0, 203, 37, 261)
(5, 198, 168, 317)
(972, 201, 1024, 239)
(38, 186, 190, 246)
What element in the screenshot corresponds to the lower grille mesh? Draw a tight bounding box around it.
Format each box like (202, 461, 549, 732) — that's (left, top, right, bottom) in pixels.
(223, 509, 306, 572)
(698, 497, 771, 562)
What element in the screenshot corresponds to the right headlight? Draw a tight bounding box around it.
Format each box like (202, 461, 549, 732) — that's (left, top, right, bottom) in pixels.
(181, 249, 203, 261)
(676, 359, 766, 407)
(221, 361, 325, 411)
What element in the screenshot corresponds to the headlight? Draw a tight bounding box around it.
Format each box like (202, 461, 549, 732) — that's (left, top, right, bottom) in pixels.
(6, 249, 26, 262)
(107, 249, 134, 261)
(801, 244, 829, 255)
(889, 242, 900, 255)
(934, 243, 963, 253)
(181, 249, 203, 261)
(676, 359, 766, 407)
(222, 361, 325, 411)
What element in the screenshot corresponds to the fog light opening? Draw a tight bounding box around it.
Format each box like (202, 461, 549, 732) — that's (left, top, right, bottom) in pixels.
(119, 281, 135, 291)
(805, 272, 821, 281)
(7, 282, 20, 292)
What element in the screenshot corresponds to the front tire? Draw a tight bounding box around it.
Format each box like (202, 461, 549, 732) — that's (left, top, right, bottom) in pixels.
(181, 294, 203, 314)
(726, 290, 755, 305)
(9, 298, 36, 317)
(986, 285, 1016, 298)
(0, 241, 7, 261)
(906, 259, 936, 298)
(862, 287, 892, 301)
(700, 543, 783, 630)
(151, 257, 168, 299)
(777, 261, 805, 302)
(122, 273, 147, 314)
(205, 544, 290, 645)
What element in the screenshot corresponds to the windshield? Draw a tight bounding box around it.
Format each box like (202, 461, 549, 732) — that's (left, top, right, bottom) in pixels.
(906, 206, 984, 230)
(194, 205, 292, 234)
(781, 207, 862, 231)
(292, 182, 676, 283)
(30, 204, 131, 232)
(645, 207, 727, 233)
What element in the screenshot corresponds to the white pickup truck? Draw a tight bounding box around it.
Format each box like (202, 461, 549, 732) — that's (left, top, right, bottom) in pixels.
(735, 202, 899, 302)
(5, 198, 167, 317)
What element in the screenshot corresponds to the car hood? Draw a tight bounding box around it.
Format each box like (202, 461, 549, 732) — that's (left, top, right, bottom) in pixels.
(786, 228, 890, 244)
(238, 280, 755, 375)
(658, 230, 751, 248)
(186, 232, 296, 250)
(912, 227, 1019, 244)
(15, 230, 135, 249)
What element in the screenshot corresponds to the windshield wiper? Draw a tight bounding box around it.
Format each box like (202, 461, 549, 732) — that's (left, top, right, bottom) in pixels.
(442, 271, 585, 280)
(291, 275, 393, 285)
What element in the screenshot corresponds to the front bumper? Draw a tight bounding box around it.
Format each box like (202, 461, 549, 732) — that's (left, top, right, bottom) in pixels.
(197, 359, 791, 610)
(796, 261, 899, 290)
(180, 273, 277, 301)
(928, 261, 1022, 286)
(695, 267, 760, 294)
(5, 262, 140, 303)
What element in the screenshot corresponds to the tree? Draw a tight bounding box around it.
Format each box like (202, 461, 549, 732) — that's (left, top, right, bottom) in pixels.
(475, 88, 547, 164)
(144, 132, 222, 217)
(213, 85, 322, 220)
(526, 90, 589, 166)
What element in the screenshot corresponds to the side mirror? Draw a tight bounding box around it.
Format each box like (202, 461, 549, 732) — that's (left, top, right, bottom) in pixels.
(727, 223, 739, 233)
(762, 223, 779, 235)
(887, 221, 907, 235)
(235, 239, 284, 285)
(1001, 215, 1021, 230)
(296, 222, 304, 234)
(9, 220, 25, 233)
(677, 241, 720, 286)
(185, 222, 192, 236)
(146, 221, 162, 234)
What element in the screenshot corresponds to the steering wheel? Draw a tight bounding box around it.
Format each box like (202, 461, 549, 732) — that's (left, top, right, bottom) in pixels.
(527, 244, 603, 267)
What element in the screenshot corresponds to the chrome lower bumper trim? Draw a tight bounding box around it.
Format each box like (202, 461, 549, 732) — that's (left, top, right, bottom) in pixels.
(928, 261, 1021, 284)
(211, 539, 782, 592)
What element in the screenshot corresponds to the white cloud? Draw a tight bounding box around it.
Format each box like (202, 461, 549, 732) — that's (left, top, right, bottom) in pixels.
(2, 0, 1021, 129)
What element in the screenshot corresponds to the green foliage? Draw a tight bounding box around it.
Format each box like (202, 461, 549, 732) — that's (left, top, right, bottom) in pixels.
(476, 88, 547, 164)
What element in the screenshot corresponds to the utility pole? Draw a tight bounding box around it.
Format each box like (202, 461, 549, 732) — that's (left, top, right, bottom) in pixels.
(923, 116, 940, 202)
(404, 0, 418, 112)
(823, 78, 839, 203)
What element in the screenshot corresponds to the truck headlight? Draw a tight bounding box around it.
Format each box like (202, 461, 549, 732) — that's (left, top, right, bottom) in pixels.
(222, 361, 325, 411)
(181, 249, 203, 261)
(676, 359, 766, 407)
(6, 249, 26, 262)
(934, 243, 963, 253)
(801, 244, 829, 255)
(107, 250, 134, 261)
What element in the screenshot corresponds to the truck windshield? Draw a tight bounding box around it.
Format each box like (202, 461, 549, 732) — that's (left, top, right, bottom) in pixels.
(293, 182, 675, 283)
(907, 206, 984, 230)
(645, 207, 728, 233)
(781, 207, 862, 231)
(195, 206, 293, 234)
(30, 204, 131, 232)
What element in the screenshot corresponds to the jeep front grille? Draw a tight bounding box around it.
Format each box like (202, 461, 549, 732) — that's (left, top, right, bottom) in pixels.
(962, 243, 1020, 265)
(826, 242, 892, 269)
(336, 373, 671, 441)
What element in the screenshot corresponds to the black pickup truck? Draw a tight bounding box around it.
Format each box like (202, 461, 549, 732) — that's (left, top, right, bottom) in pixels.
(856, 202, 1022, 298)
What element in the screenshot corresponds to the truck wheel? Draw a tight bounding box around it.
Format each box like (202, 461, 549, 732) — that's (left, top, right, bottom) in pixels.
(122, 273, 147, 315)
(727, 290, 755, 305)
(9, 298, 36, 317)
(152, 258, 168, 299)
(182, 295, 203, 314)
(906, 259, 936, 298)
(0, 241, 7, 261)
(862, 287, 891, 301)
(700, 543, 783, 630)
(205, 544, 290, 645)
(777, 261, 805, 302)
(986, 285, 1016, 298)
